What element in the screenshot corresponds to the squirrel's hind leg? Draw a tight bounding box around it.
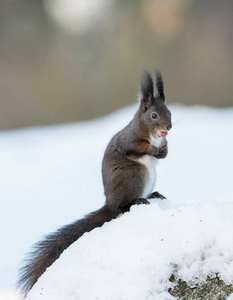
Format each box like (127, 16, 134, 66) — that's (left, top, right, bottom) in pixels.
(132, 198, 150, 205)
(120, 198, 150, 213)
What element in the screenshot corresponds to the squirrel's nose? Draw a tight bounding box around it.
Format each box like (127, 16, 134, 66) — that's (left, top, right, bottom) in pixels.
(166, 124, 172, 131)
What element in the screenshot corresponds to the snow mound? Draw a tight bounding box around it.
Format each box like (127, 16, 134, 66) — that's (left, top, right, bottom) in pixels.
(26, 201, 233, 300)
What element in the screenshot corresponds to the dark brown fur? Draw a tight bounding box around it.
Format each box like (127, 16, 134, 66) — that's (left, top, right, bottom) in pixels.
(18, 70, 172, 296)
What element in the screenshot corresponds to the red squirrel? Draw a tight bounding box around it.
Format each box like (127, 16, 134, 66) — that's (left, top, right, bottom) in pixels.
(18, 70, 172, 296)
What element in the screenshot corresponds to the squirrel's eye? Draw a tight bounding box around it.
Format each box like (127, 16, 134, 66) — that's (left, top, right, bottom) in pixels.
(152, 113, 158, 119)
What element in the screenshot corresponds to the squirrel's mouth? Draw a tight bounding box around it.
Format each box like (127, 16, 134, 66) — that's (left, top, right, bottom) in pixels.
(154, 130, 168, 138)
(158, 130, 168, 137)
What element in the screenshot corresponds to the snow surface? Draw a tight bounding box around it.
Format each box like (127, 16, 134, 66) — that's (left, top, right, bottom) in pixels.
(1, 105, 233, 299)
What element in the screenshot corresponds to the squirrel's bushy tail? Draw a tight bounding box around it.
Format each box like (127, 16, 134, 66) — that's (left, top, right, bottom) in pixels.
(18, 204, 117, 296)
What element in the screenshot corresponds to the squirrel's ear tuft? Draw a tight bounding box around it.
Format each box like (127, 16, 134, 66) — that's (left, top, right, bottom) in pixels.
(155, 71, 165, 100)
(140, 71, 154, 111)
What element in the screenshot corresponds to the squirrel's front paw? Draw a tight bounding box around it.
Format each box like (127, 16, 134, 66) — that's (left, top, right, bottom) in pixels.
(154, 145, 168, 159)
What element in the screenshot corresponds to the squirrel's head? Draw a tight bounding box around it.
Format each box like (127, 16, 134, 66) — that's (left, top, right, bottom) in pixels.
(139, 71, 172, 138)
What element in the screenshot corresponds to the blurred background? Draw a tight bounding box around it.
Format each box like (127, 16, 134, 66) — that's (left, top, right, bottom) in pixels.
(0, 0, 233, 130)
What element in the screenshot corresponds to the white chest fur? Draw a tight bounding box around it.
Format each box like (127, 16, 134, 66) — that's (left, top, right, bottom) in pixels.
(138, 135, 165, 198)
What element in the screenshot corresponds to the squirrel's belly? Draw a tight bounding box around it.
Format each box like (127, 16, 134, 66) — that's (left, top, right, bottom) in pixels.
(137, 155, 158, 198)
